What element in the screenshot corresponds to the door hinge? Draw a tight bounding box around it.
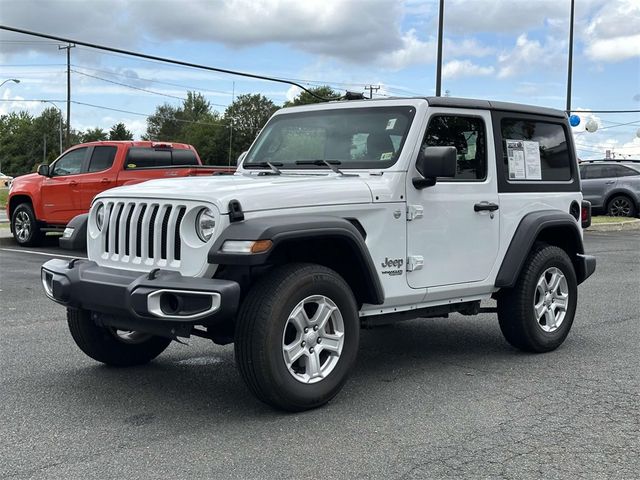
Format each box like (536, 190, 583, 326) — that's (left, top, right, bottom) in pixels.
(406, 255, 424, 272)
(406, 205, 424, 221)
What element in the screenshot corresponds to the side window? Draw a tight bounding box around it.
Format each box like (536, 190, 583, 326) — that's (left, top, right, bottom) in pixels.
(612, 165, 638, 177)
(421, 115, 487, 180)
(501, 119, 571, 181)
(51, 147, 87, 176)
(88, 146, 117, 172)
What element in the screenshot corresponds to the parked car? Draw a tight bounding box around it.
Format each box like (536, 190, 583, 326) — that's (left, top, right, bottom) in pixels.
(579, 160, 640, 217)
(42, 97, 595, 411)
(7, 141, 234, 246)
(0, 171, 13, 187)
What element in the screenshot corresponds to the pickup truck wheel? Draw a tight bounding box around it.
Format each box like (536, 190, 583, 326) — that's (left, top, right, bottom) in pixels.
(234, 263, 359, 412)
(67, 308, 172, 366)
(11, 203, 43, 247)
(497, 245, 578, 353)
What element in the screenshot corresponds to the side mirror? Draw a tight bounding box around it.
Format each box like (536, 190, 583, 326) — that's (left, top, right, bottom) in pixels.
(413, 146, 457, 189)
(37, 164, 50, 177)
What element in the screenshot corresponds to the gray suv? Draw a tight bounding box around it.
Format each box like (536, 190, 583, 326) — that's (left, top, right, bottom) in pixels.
(579, 161, 640, 217)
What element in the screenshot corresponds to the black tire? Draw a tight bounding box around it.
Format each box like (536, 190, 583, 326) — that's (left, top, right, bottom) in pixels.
(67, 308, 172, 366)
(11, 203, 43, 247)
(234, 263, 360, 412)
(607, 195, 637, 217)
(497, 244, 578, 353)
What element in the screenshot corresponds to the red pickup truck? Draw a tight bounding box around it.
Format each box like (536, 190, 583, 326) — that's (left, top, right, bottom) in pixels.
(7, 141, 234, 246)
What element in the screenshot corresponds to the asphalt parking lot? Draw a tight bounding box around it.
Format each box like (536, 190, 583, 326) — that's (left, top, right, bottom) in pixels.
(1, 231, 638, 479)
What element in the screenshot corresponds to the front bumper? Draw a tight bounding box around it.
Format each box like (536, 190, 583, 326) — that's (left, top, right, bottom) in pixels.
(41, 259, 240, 335)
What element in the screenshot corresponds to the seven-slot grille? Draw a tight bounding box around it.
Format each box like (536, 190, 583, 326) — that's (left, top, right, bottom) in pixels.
(99, 201, 186, 265)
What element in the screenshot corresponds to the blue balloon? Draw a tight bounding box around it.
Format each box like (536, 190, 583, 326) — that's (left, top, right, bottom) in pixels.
(569, 115, 581, 127)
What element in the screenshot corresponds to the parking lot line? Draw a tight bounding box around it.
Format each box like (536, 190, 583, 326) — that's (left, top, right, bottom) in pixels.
(0, 247, 87, 260)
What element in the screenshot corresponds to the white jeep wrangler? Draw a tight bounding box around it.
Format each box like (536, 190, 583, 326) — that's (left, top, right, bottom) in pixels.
(42, 97, 596, 411)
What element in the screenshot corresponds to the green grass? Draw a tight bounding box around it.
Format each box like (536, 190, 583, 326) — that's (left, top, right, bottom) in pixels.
(0, 189, 7, 209)
(591, 215, 639, 224)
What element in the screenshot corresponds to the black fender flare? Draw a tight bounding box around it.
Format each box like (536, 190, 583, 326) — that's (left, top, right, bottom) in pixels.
(495, 210, 594, 287)
(58, 213, 88, 251)
(209, 215, 384, 304)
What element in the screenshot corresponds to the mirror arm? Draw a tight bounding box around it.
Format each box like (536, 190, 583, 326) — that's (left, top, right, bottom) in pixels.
(412, 177, 437, 189)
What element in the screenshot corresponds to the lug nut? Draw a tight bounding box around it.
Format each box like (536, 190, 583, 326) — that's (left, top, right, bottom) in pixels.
(304, 327, 309, 333)
(309, 347, 314, 353)
(317, 338, 322, 344)
(313, 325, 318, 331)
(301, 341, 306, 347)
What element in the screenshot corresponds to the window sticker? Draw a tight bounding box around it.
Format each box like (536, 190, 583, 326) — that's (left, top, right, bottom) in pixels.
(386, 118, 397, 130)
(506, 140, 526, 179)
(127, 163, 137, 169)
(523, 140, 542, 180)
(380, 152, 394, 161)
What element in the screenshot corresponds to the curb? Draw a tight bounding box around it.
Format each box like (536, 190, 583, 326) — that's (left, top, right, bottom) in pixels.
(587, 219, 640, 232)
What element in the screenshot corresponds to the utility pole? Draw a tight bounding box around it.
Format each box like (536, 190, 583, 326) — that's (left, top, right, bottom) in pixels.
(228, 81, 235, 166)
(566, 0, 575, 113)
(435, 0, 445, 96)
(59, 43, 75, 147)
(365, 85, 380, 99)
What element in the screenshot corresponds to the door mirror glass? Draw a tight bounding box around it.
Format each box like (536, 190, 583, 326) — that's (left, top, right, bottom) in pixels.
(413, 146, 457, 189)
(37, 164, 50, 177)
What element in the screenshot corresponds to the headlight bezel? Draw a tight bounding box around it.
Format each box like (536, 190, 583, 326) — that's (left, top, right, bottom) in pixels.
(95, 203, 105, 231)
(195, 207, 216, 242)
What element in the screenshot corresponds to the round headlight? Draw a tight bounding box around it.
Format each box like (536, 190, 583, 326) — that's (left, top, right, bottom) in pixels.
(95, 203, 105, 231)
(196, 208, 216, 242)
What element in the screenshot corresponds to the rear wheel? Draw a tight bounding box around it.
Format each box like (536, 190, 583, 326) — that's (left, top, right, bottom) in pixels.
(607, 195, 637, 217)
(234, 263, 359, 411)
(67, 308, 172, 366)
(497, 244, 578, 353)
(11, 203, 43, 246)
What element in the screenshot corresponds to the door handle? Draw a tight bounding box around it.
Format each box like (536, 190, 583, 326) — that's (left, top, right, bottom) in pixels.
(474, 202, 499, 212)
(100, 178, 110, 184)
(605, 180, 615, 185)
(69, 180, 78, 186)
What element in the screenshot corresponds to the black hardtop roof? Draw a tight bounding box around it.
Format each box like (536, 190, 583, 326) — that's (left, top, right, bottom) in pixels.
(423, 96, 567, 118)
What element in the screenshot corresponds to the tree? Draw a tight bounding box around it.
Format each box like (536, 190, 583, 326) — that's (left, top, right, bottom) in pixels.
(224, 94, 279, 160)
(144, 103, 182, 141)
(81, 128, 108, 143)
(109, 122, 133, 141)
(283, 86, 341, 107)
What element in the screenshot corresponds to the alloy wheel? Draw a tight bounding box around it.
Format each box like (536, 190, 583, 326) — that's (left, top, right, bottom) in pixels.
(533, 267, 569, 333)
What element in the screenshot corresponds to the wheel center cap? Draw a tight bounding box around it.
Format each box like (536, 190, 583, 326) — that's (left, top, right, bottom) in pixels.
(544, 293, 552, 305)
(306, 331, 318, 345)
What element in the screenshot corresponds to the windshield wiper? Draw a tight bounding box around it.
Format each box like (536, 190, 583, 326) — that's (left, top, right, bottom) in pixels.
(295, 159, 345, 175)
(245, 161, 283, 175)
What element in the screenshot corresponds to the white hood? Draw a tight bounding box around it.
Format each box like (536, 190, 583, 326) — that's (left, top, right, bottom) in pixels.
(97, 173, 373, 214)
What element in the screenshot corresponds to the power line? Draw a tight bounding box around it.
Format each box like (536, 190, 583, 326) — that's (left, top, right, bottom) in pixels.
(568, 109, 640, 113)
(0, 25, 331, 101)
(71, 64, 233, 96)
(71, 69, 229, 107)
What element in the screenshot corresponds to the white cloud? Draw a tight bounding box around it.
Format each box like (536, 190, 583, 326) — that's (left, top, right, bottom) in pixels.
(442, 60, 494, 79)
(497, 34, 565, 78)
(583, 0, 640, 62)
(377, 29, 436, 70)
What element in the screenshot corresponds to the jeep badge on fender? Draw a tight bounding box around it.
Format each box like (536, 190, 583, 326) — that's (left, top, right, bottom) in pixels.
(41, 96, 595, 412)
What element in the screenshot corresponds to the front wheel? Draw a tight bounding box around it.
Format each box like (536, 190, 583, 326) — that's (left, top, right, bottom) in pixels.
(497, 244, 578, 353)
(67, 309, 172, 366)
(234, 263, 360, 411)
(11, 203, 43, 246)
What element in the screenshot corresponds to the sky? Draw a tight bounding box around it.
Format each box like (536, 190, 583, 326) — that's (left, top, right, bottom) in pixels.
(1, 0, 639, 159)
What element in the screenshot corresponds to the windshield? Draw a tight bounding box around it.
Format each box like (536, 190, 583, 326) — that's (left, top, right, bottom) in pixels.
(244, 106, 416, 169)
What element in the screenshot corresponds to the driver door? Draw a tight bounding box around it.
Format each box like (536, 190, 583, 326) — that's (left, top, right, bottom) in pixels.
(40, 147, 88, 224)
(406, 109, 500, 289)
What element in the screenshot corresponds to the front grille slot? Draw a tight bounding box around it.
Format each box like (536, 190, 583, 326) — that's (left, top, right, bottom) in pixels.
(99, 200, 186, 267)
